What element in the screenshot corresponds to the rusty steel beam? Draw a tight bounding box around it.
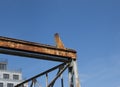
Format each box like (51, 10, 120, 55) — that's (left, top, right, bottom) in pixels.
(0, 34, 76, 62)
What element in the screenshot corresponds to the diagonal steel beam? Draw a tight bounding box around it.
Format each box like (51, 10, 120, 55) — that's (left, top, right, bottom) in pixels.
(48, 63, 70, 87)
(15, 62, 66, 87)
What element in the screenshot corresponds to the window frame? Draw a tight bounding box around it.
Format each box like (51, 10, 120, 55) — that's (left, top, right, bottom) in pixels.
(0, 82, 3, 87)
(3, 73, 9, 79)
(7, 83, 14, 87)
(13, 74, 19, 80)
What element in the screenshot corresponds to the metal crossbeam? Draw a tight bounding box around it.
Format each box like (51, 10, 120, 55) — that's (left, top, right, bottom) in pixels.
(0, 35, 76, 62)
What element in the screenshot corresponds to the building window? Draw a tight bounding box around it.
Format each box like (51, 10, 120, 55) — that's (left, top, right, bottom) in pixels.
(13, 74, 19, 80)
(7, 83, 14, 87)
(0, 83, 3, 87)
(0, 63, 6, 70)
(3, 74, 9, 79)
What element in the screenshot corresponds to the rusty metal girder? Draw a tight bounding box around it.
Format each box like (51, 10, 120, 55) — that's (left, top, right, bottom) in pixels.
(0, 34, 76, 62)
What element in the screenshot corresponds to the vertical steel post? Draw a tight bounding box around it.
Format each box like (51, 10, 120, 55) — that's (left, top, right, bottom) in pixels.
(46, 74, 48, 87)
(68, 60, 81, 87)
(60, 74, 64, 87)
(68, 64, 74, 87)
(73, 60, 81, 87)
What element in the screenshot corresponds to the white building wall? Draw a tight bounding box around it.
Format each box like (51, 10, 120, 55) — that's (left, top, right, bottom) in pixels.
(0, 70, 28, 87)
(0, 70, 22, 80)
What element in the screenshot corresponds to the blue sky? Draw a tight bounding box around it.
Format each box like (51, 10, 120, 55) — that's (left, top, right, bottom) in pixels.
(0, 0, 120, 87)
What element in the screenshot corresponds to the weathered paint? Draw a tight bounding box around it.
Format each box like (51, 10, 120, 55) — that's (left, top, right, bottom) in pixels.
(0, 36, 76, 60)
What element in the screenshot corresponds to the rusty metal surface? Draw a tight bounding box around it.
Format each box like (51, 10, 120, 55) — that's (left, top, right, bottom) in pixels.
(0, 36, 76, 61)
(55, 33, 65, 49)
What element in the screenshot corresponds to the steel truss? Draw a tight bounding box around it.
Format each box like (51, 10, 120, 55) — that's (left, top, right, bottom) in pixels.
(0, 33, 81, 87)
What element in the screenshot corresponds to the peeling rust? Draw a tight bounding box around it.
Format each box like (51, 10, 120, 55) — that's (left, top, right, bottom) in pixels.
(0, 36, 76, 61)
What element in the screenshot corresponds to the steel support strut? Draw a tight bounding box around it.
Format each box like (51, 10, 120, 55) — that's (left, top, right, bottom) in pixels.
(15, 62, 66, 87)
(68, 59, 81, 87)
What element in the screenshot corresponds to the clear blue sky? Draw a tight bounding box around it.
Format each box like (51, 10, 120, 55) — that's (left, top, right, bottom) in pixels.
(0, 0, 120, 87)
